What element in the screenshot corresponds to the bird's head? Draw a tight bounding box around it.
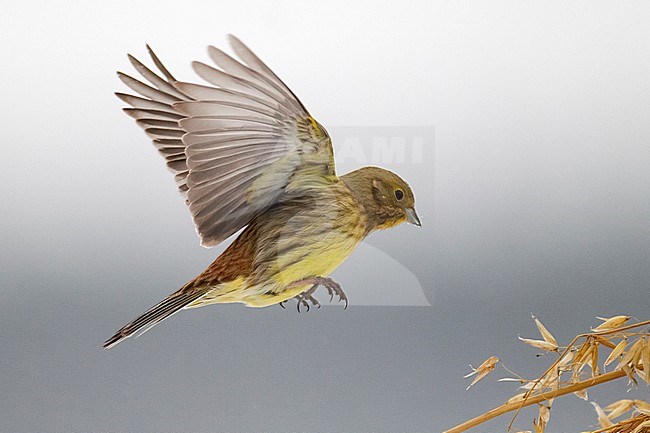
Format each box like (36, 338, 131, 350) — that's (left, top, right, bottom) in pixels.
(341, 166, 421, 232)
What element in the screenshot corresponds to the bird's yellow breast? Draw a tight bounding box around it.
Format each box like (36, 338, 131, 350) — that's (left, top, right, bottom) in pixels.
(189, 181, 367, 308)
(242, 206, 365, 307)
(272, 232, 360, 291)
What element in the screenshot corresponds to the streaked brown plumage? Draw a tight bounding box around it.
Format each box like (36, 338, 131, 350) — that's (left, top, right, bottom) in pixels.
(104, 36, 420, 349)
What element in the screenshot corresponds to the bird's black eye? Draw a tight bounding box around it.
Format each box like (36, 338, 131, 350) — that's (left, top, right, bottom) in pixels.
(395, 189, 404, 201)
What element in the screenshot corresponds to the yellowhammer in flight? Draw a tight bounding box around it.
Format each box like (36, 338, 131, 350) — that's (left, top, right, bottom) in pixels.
(104, 35, 421, 349)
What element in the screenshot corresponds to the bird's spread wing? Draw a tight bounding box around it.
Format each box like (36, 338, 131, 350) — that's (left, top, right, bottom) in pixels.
(117, 35, 336, 247)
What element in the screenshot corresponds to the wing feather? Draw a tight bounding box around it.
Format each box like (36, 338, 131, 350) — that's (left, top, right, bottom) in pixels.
(136, 119, 180, 129)
(175, 83, 292, 115)
(179, 117, 278, 135)
(124, 108, 184, 121)
(117, 93, 179, 114)
(127, 54, 187, 100)
(173, 100, 280, 122)
(117, 72, 182, 104)
(191, 62, 279, 104)
(206, 46, 302, 112)
(144, 127, 185, 140)
(183, 133, 284, 148)
(227, 35, 309, 113)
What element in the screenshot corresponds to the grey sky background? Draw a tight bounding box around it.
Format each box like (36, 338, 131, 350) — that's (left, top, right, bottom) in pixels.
(1, 1, 649, 432)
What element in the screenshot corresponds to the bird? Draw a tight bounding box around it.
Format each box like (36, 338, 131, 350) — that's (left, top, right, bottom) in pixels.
(104, 35, 421, 349)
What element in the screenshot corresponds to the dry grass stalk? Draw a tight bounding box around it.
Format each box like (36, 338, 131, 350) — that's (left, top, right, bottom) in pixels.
(443, 317, 649, 433)
(464, 356, 500, 390)
(584, 414, 650, 433)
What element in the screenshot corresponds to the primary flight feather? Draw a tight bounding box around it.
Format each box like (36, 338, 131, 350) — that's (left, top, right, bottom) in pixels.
(105, 35, 421, 349)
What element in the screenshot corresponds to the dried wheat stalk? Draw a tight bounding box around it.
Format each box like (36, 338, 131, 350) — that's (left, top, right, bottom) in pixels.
(443, 317, 649, 433)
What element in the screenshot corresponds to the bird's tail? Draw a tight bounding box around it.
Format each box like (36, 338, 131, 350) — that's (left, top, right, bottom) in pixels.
(103, 287, 210, 349)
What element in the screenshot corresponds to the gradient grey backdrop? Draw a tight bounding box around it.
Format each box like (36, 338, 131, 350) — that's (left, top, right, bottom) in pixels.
(1, 1, 649, 432)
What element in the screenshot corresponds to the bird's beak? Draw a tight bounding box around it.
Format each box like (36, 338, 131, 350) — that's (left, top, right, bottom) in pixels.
(405, 207, 422, 227)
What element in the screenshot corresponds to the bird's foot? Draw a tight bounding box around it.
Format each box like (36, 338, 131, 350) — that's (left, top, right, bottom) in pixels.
(317, 277, 348, 309)
(295, 289, 321, 312)
(283, 277, 348, 311)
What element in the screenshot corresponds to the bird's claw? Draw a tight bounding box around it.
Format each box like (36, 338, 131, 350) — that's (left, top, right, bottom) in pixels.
(307, 294, 321, 309)
(288, 277, 348, 311)
(295, 289, 321, 313)
(322, 278, 348, 309)
(296, 294, 309, 313)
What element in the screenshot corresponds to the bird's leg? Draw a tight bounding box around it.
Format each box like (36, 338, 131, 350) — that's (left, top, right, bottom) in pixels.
(292, 283, 321, 313)
(279, 285, 319, 311)
(286, 277, 348, 310)
(321, 278, 348, 309)
(302, 283, 321, 309)
(322, 282, 335, 302)
(279, 282, 319, 310)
